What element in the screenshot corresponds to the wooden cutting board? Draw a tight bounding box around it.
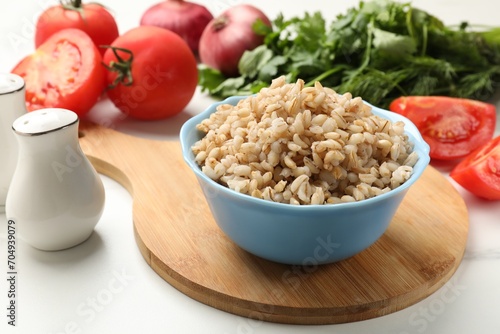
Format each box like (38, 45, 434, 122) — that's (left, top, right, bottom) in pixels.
(79, 121, 469, 325)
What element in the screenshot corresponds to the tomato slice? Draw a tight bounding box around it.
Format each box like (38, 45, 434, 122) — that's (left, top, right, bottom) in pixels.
(12, 28, 105, 117)
(389, 96, 496, 160)
(450, 136, 500, 200)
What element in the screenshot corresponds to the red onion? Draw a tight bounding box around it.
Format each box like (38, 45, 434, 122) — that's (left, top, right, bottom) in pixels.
(199, 4, 271, 77)
(140, 0, 213, 54)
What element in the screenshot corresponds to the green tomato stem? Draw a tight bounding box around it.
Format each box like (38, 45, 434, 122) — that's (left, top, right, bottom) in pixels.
(101, 46, 135, 89)
(59, 0, 82, 9)
(60, 0, 85, 21)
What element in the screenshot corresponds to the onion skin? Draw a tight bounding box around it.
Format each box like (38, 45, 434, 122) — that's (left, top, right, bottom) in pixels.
(199, 4, 271, 77)
(140, 0, 213, 54)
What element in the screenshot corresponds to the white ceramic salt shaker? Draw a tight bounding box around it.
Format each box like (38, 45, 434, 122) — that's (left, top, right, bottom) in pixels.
(0, 73, 27, 212)
(6, 108, 105, 251)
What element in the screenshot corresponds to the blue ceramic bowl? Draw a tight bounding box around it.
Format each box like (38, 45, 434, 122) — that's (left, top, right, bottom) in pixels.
(180, 96, 430, 265)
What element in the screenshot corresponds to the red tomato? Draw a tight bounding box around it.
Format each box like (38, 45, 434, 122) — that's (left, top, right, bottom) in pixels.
(389, 96, 496, 160)
(102, 26, 198, 120)
(450, 136, 500, 200)
(12, 28, 106, 117)
(35, 1, 119, 57)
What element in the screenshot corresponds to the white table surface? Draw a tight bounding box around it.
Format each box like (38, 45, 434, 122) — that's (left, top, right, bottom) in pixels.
(1, 0, 500, 333)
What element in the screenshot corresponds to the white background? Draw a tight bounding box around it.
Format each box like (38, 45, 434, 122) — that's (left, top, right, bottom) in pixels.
(1, 1, 500, 333)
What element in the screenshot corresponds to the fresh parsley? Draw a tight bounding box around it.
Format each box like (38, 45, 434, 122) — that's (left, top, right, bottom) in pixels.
(198, 0, 500, 108)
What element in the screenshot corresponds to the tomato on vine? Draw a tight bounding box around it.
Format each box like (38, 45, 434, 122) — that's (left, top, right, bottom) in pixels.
(102, 26, 198, 120)
(35, 0, 119, 57)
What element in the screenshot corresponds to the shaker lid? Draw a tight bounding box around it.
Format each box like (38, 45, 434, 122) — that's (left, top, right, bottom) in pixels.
(12, 108, 78, 136)
(0, 73, 24, 95)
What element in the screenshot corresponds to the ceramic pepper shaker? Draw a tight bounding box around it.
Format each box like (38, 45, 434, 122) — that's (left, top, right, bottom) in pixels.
(6, 108, 105, 251)
(0, 73, 27, 213)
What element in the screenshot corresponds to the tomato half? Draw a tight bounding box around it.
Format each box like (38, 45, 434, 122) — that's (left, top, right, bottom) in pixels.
(102, 26, 198, 120)
(35, 2, 119, 57)
(389, 96, 497, 160)
(12, 28, 106, 117)
(450, 136, 500, 200)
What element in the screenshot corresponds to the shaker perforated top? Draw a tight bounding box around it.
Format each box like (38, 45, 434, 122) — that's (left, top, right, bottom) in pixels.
(0, 73, 24, 95)
(12, 108, 78, 136)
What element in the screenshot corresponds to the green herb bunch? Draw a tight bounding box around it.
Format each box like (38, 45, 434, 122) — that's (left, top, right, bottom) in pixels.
(198, 0, 500, 108)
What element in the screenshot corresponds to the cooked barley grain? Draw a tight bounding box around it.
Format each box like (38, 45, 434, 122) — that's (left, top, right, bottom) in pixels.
(192, 77, 418, 205)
